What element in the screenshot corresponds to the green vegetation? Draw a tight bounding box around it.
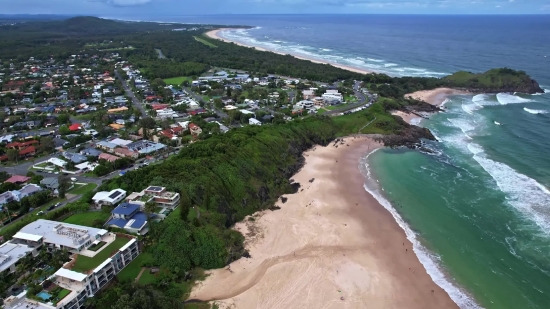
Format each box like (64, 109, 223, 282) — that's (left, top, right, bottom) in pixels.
(163, 76, 193, 86)
(333, 102, 407, 135)
(137, 271, 156, 285)
(194, 36, 217, 48)
(55, 288, 71, 303)
(68, 183, 97, 195)
(63, 211, 110, 227)
(117, 252, 154, 282)
(71, 237, 130, 273)
(443, 68, 542, 93)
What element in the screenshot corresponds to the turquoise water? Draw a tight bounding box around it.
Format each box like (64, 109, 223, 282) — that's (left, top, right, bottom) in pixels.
(364, 92, 550, 309)
(37, 291, 52, 301)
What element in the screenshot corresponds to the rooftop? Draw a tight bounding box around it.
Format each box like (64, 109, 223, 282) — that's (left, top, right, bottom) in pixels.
(70, 237, 130, 273)
(112, 203, 140, 216)
(0, 242, 34, 273)
(15, 219, 108, 251)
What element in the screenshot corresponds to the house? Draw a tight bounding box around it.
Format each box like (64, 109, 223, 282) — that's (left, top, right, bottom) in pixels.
(47, 157, 67, 168)
(249, 118, 262, 126)
(68, 123, 81, 131)
(96, 141, 118, 152)
(75, 162, 99, 173)
(126, 140, 166, 154)
(0, 184, 42, 206)
(98, 153, 120, 162)
(40, 177, 59, 190)
(303, 89, 315, 100)
(92, 188, 127, 206)
(53, 137, 70, 148)
(126, 186, 181, 209)
(296, 100, 315, 109)
(4, 175, 30, 184)
(80, 148, 103, 158)
(114, 147, 138, 159)
(110, 138, 132, 147)
(0, 242, 37, 274)
(105, 203, 149, 235)
(188, 123, 202, 136)
(2, 80, 26, 91)
(62, 152, 87, 164)
(6, 140, 39, 150)
(18, 146, 36, 158)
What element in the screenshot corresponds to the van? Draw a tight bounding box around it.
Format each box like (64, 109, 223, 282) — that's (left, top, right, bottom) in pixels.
(70, 177, 77, 182)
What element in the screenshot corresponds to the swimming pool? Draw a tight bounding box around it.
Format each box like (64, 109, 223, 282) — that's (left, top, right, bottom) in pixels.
(37, 291, 52, 301)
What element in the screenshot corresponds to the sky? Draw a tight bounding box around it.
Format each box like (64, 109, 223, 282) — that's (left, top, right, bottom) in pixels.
(0, 0, 549, 15)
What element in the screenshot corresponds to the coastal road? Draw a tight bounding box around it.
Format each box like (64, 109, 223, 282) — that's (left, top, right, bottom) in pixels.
(115, 69, 147, 117)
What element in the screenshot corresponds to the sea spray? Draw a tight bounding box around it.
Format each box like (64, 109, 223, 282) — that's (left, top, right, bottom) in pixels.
(359, 150, 483, 309)
(523, 107, 549, 114)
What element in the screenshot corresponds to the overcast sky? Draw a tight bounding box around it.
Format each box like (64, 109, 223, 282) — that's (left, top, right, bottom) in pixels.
(1, 0, 549, 15)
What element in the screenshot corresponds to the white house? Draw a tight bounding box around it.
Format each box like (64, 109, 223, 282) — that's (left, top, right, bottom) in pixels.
(296, 100, 315, 109)
(48, 157, 67, 168)
(249, 118, 262, 126)
(92, 189, 127, 206)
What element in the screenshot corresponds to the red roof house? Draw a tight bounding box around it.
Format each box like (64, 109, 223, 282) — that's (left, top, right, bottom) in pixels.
(4, 175, 31, 184)
(69, 124, 81, 131)
(18, 146, 36, 157)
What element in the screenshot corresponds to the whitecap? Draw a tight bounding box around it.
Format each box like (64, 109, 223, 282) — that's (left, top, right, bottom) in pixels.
(360, 153, 483, 309)
(544, 89, 550, 94)
(366, 58, 384, 62)
(523, 107, 548, 114)
(496, 93, 531, 105)
(468, 144, 550, 233)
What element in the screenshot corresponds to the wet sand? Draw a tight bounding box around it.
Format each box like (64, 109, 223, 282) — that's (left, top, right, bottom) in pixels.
(190, 136, 458, 309)
(205, 29, 371, 75)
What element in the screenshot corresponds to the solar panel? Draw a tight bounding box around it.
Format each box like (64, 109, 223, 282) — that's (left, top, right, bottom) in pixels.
(147, 186, 163, 192)
(109, 191, 122, 199)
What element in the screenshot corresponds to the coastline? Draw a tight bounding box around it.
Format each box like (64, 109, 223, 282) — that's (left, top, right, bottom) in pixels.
(190, 136, 458, 309)
(393, 88, 469, 124)
(406, 88, 469, 106)
(205, 29, 372, 75)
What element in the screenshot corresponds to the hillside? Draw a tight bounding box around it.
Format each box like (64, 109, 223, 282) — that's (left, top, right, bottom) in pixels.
(443, 68, 543, 94)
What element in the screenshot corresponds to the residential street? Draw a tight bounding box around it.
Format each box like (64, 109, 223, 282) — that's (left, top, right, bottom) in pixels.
(115, 69, 147, 117)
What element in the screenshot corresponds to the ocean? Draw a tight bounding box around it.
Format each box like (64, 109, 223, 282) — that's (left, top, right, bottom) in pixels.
(125, 14, 550, 308)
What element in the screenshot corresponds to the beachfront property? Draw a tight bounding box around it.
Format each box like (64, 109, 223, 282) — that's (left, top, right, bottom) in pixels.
(322, 89, 343, 103)
(126, 186, 180, 209)
(92, 189, 127, 206)
(105, 203, 149, 235)
(3, 220, 139, 309)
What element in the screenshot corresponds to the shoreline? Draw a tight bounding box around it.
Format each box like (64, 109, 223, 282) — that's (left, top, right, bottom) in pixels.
(205, 28, 372, 75)
(393, 88, 470, 124)
(190, 136, 458, 309)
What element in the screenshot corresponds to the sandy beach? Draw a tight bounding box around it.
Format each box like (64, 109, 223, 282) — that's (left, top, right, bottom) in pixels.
(391, 110, 422, 125)
(205, 29, 372, 75)
(405, 88, 469, 106)
(190, 136, 458, 309)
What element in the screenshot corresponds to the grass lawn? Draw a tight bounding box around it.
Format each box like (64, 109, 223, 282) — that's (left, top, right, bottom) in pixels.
(163, 76, 192, 86)
(333, 103, 401, 135)
(325, 104, 349, 111)
(71, 238, 130, 273)
(68, 183, 97, 195)
(137, 270, 156, 285)
(194, 36, 217, 48)
(63, 211, 110, 227)
(55, 288, 71, 303)
(117, 252, 153, 282)
(187, 208, 197, 221)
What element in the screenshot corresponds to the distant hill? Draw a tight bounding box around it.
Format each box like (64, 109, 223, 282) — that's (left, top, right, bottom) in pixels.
(0, 16, 180, 39)
(443, 68, 543, 94)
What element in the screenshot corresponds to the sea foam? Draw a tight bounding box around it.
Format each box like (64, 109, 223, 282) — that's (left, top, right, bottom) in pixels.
(496, 93, 532, 105)
(361, 151, 483, 309)
(524, 108, 548, 114)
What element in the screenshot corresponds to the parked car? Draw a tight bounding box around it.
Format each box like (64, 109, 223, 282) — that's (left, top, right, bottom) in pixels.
(36, 211, 44, 216)
(47, 205, 55, 211)
(70, 177, 77, 182)
(54, 202, 62, 208)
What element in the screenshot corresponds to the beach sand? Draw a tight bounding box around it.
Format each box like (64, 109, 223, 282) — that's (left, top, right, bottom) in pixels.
(391, 110, 422, 125)
(205, 29, 372, 75)
(405, 88, 469, 106)
(190, 136, 458, 309)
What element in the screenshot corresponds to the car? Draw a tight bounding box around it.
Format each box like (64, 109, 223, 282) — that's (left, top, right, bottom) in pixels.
(70, 177, 77, 182)
(36, 211, 45, 216)
(54, 202, 62, 208)
(47, 205, 55, 211)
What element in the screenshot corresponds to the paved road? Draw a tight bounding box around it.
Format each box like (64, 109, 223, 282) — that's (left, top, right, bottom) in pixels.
(183, 87, 229, 119)
(115, 70, 147, 117)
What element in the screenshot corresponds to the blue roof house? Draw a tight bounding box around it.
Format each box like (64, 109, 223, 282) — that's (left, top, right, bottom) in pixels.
(105, 203, 149, 235)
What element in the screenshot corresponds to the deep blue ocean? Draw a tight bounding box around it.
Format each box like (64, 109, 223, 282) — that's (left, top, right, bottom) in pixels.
(117, 15, 550, 308)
